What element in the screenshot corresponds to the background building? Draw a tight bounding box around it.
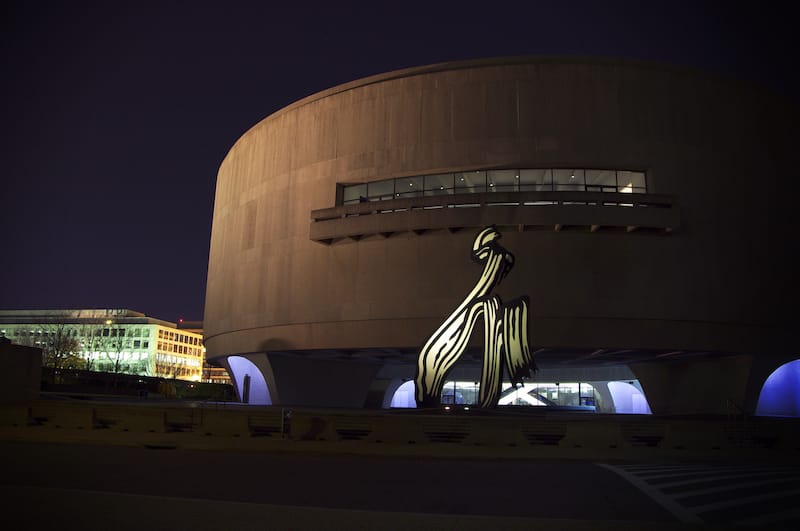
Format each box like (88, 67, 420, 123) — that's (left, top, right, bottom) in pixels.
(203, 56, 797, 415)
(0, 309, 205, 381)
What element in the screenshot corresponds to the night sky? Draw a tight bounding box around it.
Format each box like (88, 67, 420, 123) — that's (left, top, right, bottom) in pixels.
(2, 1, 795, 322)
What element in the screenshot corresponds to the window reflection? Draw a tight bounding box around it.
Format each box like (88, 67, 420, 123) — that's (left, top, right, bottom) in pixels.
(488, 169, 517, 192)
(424, 173, 454, 196)
(617, 170, 646, 193)
(519, 169, 553, 191)
(553, 169, 584, 191)
(585, 169, 617, 193)
(394, 176, 423, 199)
(367, 179, 394, 201)
(454, 171, 486, 194)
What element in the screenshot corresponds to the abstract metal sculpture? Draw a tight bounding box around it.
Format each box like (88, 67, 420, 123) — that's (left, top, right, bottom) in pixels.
(415, 226, 537, 408)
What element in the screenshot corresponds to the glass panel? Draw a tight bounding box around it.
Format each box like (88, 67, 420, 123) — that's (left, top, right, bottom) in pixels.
(617, 171, 646, 193)
(395, 176, 423, 198)
(553, 169, 584, 191)
(367, 179, 394, 201)
(424, 173, 454, 196)
(454, 171, 486, 193)
(487, 169, 518, 192)
(518, 169, 552, 191)
(342, 184, 367, 204)
(585, 170, 617, 193)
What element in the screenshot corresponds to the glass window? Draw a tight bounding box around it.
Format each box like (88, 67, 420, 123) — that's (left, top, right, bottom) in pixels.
(336, 168, 646, 206)
(133, 340, 141, 348)
(143, 329, 149, 337)
(585, 170, 617, 192)
(343, 184, 367, 204)
(617, 171, 646, 193)
(487, 170, 518, 192)
(518, 169, 552, 191)
(424, 174, 454, 196)
(454, 171, 486, 193)
(367, 179, 394, 201)
(553, 169, 584, 191)
(395, 176, 423, 199)
(143, 341, 149, 348)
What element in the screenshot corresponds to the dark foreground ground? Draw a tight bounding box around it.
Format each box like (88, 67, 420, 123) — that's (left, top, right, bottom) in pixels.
(2, 440, 798, 530)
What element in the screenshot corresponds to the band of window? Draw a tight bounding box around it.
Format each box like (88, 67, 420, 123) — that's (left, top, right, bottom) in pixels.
(342, 169, 646, 205)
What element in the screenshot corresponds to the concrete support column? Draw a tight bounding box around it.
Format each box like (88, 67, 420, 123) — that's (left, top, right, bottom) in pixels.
(363, 378, 405, 409)
(264, 353, 382, 408)
(586, 381, 616, 413)
(630, 355, 758, 415)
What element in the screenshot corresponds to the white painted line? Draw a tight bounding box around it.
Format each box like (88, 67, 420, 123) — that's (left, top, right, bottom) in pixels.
(634, 465, 763, 479)
(654, 470, 795, 489)
(597, 463, 703, 525)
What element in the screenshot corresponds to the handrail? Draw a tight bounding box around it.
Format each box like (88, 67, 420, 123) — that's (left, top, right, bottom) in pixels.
(312, 191, 674, 222)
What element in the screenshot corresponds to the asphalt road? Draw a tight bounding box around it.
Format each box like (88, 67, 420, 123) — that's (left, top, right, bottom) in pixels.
(0, 440, 683, 530)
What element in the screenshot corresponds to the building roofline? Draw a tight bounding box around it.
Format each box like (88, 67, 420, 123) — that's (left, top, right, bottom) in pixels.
(221, 54, 788, 169)
(0, 309, 180, 328)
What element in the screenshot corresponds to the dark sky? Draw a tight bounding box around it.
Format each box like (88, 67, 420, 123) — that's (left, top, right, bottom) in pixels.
(1, 1, 795, 322)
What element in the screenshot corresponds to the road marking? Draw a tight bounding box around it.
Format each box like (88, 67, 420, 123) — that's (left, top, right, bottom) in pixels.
(599, 462, 800, 526)
(672, 477, 798, 499)
(597, 463, 703, 524)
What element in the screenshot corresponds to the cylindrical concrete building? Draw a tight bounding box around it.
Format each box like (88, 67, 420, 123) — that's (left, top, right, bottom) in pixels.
(204, 56, 797, 415)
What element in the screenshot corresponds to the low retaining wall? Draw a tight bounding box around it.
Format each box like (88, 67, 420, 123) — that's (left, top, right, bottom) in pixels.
(3, 400, 798, 455)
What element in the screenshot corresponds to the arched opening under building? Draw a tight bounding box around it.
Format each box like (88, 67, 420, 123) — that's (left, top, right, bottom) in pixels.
(227, 356, 271, 405)
(389, 380, 416, 408)
(756, 359, 800, 417)
(607, 381, 652, 414)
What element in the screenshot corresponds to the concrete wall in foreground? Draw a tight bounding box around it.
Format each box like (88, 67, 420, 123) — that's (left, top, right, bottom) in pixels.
(0, 341, 41, 403)
(204, 56, 796, 361)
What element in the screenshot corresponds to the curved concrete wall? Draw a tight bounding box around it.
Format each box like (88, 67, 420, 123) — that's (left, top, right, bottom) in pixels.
(205, 56, 796, 364)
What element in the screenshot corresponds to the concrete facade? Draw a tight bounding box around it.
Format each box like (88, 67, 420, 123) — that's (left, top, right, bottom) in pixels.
(204, 57, 797, 413)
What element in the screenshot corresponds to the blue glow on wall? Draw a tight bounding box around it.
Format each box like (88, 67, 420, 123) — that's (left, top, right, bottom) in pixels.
(608, 381, 652, 414)
(228, 356, 272, 405)
(756, 359, 800, 417)
(390, 380, 417, 408)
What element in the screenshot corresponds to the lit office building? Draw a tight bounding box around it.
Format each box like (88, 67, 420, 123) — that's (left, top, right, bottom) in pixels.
(0, 309, 204, 381)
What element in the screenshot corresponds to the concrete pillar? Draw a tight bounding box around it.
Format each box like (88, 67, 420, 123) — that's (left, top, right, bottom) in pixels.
(630, 355, 770, 415)
(586, 381, 616, 413)
(263, 353, 382, 408)
(363, 377, 404, 409)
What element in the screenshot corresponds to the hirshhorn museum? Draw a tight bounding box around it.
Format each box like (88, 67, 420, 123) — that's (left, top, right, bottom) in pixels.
(203, 56, 797, 416)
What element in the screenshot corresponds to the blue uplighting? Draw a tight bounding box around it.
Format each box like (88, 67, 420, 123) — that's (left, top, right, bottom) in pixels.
(227, 356, 272, 405)
(390, 380, 417, 408)
(756, 359, 800, 417)
(608, 381, 652, 414)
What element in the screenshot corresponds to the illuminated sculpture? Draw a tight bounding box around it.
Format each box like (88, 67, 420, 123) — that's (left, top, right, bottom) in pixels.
(415, 226, 537, 407)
